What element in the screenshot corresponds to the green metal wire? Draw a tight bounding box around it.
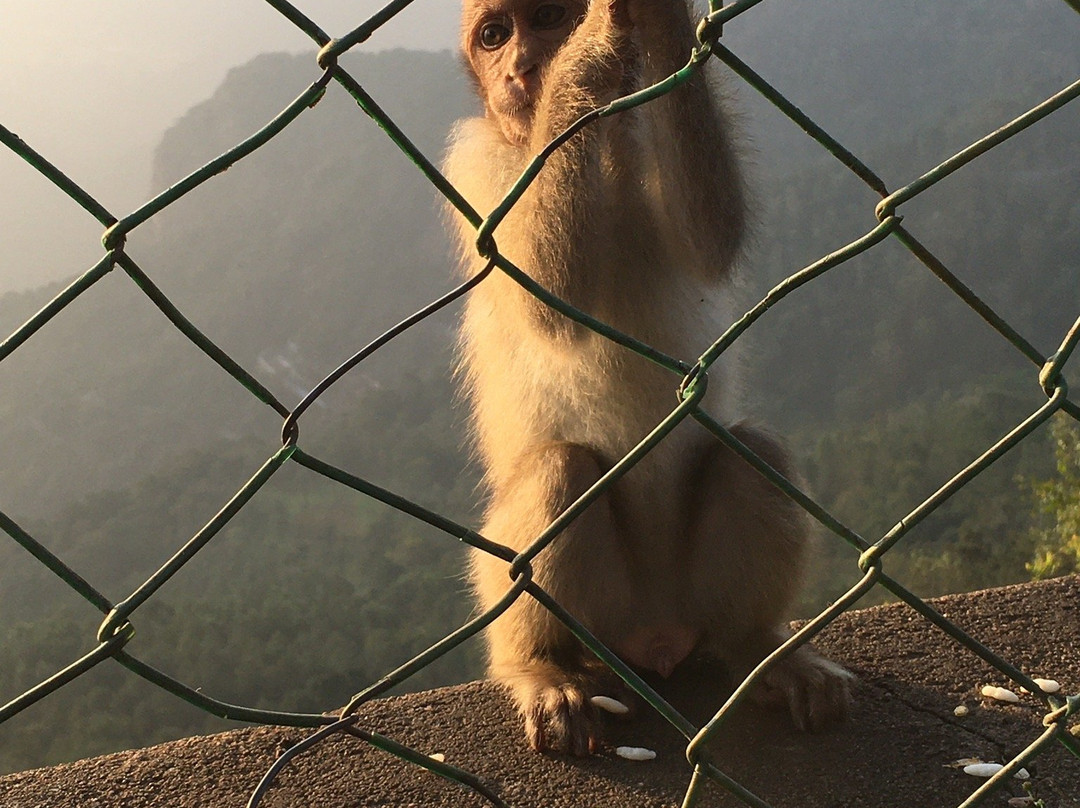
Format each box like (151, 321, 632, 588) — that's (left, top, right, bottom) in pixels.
(97, 446, 296, 642)
(511, 378, 707, 574)
(101, 73, 333, 251)
(955, 714, 1071, 808)
(692, 409, 870, 552)
(0, 253, 117, 364)
(875, 77, 1080, 222)
(0, 0, 1077, 806)
(687, 566, 880, 765)
(115, 651, 330, 727)
(0, 624, 135, 724)
(0, 124, 117, 226)
(117, 254, 291, 417)
(339, 563, 532, 714)
(869, 385, 1066, 560)
(0, 508, 113, 614)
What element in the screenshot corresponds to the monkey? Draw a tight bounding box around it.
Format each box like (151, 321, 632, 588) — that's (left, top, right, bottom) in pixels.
(442, 0, 853, 755)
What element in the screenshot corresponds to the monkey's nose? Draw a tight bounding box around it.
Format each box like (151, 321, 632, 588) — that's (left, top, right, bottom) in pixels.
(511, 60, 538, 81)
(508, 63, 540, 98)
(508, 44, 540, 80)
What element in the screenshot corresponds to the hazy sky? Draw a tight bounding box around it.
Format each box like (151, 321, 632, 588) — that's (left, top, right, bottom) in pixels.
(0, 0, 460, 294)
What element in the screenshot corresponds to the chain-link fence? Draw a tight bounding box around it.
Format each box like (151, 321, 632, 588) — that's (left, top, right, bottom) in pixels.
(2, 0, 1079, 806)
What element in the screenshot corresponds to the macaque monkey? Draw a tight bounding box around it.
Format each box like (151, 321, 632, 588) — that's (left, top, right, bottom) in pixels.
(443, 0, 852, 754)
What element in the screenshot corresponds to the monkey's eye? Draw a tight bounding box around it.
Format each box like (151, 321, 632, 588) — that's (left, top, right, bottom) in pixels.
(531, 3, 567, 29)
(479, 21, 511, 50)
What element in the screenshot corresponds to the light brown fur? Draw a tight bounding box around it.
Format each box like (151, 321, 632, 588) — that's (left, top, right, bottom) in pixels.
(444, 0, 852, 754)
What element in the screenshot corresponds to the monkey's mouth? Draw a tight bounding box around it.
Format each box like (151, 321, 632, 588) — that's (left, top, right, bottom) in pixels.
(501, 86, 536, 118)
(494, 93, 536, 145)
(506, 102, 535, 124)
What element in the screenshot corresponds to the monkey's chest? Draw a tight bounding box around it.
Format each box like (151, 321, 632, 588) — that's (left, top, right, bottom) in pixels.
(466, 271, 736, 493)
(521, 313, 726, 450)
(524, 345, 680, 450)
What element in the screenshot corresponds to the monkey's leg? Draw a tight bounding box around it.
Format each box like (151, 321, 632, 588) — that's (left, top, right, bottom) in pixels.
(686, 425, 854, 732)
(471, 441, 634, 755)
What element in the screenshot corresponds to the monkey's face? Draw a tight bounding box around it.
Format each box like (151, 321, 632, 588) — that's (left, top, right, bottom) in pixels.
(463, 0, 586, 145)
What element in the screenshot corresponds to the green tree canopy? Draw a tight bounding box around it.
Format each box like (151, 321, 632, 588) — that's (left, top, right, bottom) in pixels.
(1027, 415, 1080, 580)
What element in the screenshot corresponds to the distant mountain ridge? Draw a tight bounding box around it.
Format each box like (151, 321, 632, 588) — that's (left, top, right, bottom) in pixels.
(2, 4, 1076, 521)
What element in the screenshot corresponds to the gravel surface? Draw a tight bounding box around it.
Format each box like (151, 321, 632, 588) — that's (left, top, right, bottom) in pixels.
(2, 576, 1077, 807)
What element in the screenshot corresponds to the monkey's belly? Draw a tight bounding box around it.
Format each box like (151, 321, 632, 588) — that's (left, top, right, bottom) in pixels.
(613, 623, 701, 679)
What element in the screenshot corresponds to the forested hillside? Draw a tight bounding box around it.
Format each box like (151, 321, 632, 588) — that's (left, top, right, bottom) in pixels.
(1, 0, 1077, 774)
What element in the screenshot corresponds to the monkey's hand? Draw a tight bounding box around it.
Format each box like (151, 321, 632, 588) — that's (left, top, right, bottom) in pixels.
(515, 665, 638, 755)
(524, 681, 600, 756)
(753, 645, 855, 732)
(531, 0, 634, 142)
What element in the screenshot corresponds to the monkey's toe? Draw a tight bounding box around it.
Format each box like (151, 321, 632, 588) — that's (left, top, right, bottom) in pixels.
(759, 647, 855, 732)
(525, 683, 599, 756)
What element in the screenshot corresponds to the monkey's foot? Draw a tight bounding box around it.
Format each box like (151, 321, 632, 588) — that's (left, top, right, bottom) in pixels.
(753, 646, 854, 732)
(524, 682, 599, 756)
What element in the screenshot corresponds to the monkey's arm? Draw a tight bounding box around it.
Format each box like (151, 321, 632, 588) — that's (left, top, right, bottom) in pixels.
(632, 0, 746, 275)
(523, 0, 746, 288)
(506, 1, 633, 309)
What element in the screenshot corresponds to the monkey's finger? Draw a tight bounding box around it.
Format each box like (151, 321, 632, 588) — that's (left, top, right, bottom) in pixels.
(558, 684, 596, 757)
(524, 703, 548, 752)
(785, 677, 811, 733)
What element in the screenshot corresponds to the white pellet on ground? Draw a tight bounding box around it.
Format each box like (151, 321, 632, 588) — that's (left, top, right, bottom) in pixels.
(963, 763, 1004, 777)
(590, 695, 630, 715)
(1019, 678, 1058, 694)
(615, 746, 657, 761)
(980, 685, 1020, 703)
(953, 704, 969, 716)
(961, 762, 1030, 779)
(1033, 678, 1060, 693)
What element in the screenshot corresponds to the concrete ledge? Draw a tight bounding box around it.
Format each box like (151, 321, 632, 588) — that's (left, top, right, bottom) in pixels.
(2, 576, 1077, 807)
